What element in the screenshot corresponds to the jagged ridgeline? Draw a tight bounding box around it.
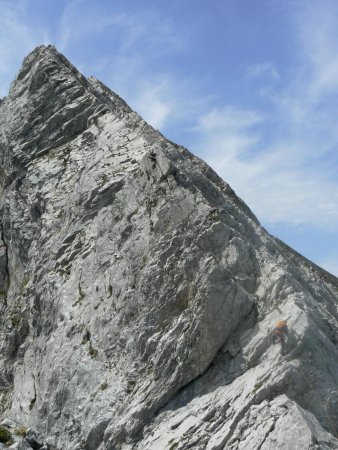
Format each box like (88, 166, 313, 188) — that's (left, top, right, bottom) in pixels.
(0, 45, 337, 450)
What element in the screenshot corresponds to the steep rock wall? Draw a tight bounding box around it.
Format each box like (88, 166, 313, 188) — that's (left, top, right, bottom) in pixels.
(0, 46, 337, 450)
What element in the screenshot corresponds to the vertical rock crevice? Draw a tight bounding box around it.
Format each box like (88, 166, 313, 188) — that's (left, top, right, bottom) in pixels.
(0, 222, 10, 306)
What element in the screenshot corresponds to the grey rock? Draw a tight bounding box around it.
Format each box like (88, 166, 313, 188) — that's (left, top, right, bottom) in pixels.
(0, 45, 337, 450)
(0, 418, 16, 428)
(8, 442, 32, 450)
(25, 428, 44, 450)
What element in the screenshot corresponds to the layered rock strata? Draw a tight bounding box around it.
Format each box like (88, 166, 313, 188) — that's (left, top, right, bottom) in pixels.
(0, 46, 337, 450)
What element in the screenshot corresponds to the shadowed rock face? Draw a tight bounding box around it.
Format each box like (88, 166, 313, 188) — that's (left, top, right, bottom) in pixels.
(0, 45, 337, 450)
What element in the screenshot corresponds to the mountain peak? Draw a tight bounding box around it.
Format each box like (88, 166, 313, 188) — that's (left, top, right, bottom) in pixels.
(11, 44, 86, 97)
(22, 44, 61, 63)
(0, 46, 133, 168)
(0, 47, 337, 450)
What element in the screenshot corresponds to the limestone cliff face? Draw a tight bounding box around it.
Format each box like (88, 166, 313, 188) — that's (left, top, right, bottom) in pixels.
(0, 46, 337, 450)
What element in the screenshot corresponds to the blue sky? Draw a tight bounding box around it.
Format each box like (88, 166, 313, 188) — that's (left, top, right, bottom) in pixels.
(1, 0, 338, 276)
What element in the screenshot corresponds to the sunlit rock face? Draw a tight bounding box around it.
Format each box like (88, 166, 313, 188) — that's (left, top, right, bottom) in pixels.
(0, 45, 337, 450)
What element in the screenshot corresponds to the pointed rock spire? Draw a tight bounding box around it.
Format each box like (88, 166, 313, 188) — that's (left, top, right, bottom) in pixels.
(0, 46, 130, 168)
(0, 46, 337, 450)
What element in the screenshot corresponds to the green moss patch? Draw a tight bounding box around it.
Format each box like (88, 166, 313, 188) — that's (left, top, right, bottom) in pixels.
(19, 274, 30, 295)
(0, 426, 12, 445)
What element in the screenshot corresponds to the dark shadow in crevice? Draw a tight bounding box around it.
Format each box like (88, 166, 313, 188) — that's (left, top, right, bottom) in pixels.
(160, 306, 258, 414)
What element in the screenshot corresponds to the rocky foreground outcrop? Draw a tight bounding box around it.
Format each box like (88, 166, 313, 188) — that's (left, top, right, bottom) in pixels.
(0, 45, 337, 450)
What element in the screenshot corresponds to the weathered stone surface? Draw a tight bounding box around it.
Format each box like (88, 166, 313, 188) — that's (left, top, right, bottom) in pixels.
(8, 442, 32, 450)
(0, 45, 337, 450)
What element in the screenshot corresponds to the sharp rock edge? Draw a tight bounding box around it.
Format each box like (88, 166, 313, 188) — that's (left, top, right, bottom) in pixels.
(0, 45, 337, 450)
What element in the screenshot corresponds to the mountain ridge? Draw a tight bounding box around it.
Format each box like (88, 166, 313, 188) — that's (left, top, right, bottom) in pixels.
(0, 45, 337, 450)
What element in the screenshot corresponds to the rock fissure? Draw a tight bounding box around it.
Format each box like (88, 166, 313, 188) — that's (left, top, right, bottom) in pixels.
(0, 223, 10, 306)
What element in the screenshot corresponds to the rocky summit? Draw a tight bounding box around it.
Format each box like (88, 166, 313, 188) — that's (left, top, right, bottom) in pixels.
(0, 45, 337, 450)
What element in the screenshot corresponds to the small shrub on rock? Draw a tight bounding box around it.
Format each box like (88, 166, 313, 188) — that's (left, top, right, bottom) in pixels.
(14, 425, 28, 437)
(0, 425, 12, 444)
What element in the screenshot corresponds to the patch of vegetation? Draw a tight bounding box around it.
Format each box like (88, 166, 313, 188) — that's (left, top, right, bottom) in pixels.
(0, 426, 13, 445)
(168, 443, 178, 450)
(36, 143, 73, 164)
(126, 379, 136, 394)
(88, 344, 98, 358)
(99, 174, 108, 186)
(253, 380, 264, 392)
(10, 314, 21, 327)
(141, 255, 148, 267)
(19, 273, 30, 295)
(58, 268, 71, 277)
(175, 284, 195, 313)
(13, 425, 27, 437)
(0, 281, 9, 298)
(73, 283, 85, 307)
(57, 145, 72, 161)
(9, 299, 23, 327)
(0, 389, 12, 413)
(99, 382, 108, 391)
(58, 208, 65, 219)
(176, 293, 190, 312)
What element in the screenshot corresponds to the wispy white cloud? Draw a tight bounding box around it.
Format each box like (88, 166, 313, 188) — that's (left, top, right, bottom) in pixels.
(55, 0, 194, 131)
(63, 0, 338, 232)
(129, 74, 213, 131)
(58, 0, 126, 51)
(196, 107, 264, 132)
(0, 1, 49, 97)
(192, 0, 338, 231)
(133, 79, 173, 129)
(1, 0, 337, 236)
(195, 105, 338, 230)
(58, 0, 186, 56)
(246, 62, 280, 81)
(297, 0, 338, 102)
